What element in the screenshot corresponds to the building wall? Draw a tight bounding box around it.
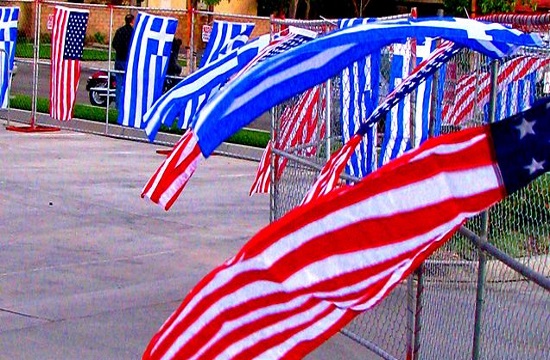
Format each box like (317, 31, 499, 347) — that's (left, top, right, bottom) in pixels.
(214, 0, 257, 15)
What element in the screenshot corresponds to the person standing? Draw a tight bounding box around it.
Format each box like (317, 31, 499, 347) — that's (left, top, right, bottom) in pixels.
(112, 13, 134, 109)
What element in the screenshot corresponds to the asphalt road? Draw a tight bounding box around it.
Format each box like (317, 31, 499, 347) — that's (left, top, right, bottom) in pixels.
(11, 59, 101, 107)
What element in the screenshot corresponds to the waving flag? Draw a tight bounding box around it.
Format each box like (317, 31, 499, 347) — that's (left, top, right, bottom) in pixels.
(144, 27, 317, 142)
(143, 98, 550, 360)
(338, 18, 380, 179)
(413, 37, 437, 146)
(442, 55, 550, 127)
(49, 6, 89, 121)
(143, 34, 270, 141)
(380, 41, 414, 166)
(143, 18, 541, 210)
(118, 12, 178, 129)
(0, 7, 18, 109)
(199, 20, 255, 68)
(249, 86, 323, 195)
(304, 40, 461, 202)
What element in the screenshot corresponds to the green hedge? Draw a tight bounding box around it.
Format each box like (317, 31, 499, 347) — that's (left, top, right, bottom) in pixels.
(9, 94, 269, 149)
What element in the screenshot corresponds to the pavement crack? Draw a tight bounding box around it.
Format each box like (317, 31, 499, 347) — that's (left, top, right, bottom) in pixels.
(0, 308, 55, 322)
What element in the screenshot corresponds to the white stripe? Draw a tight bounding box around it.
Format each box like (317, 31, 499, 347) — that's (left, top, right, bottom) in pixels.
(157, 163, 500, 351)
(196, 43, 355, 131)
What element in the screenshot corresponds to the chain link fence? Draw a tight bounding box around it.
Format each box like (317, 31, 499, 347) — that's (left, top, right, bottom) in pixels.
(270, 15, 550, 360)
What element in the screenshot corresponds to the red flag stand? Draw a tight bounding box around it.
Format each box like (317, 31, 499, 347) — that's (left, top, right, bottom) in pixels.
(6, 0, 60, 134)
(156, 149, 172, 156)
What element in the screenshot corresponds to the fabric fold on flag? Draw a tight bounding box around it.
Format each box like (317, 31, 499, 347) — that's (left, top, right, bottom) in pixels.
(143, 18, 540, 210)
(199, 20, 255, 68)
(118, 12, 178, 129)
(143, 98, 550, 360)
(49, 6, 89, 121)
(0, 6, 19, 109)
(143, 34, 270, 141)
(338, 18, 380, 179)
(249, 86, 323, 196)
(141, 130, 203, 211)
(305, 40, 461, 202)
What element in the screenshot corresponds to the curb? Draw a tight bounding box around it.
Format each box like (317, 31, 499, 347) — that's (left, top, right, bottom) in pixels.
(1, 108, 265, 162)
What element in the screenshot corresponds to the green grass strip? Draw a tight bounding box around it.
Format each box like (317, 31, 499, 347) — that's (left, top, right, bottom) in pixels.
(8, 94, 269, 148)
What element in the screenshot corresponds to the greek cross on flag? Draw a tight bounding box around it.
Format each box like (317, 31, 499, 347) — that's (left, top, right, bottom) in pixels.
(118, 12, 178, 129)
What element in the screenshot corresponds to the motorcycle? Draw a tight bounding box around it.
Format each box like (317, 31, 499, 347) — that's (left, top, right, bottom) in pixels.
(85, 70, 181, 107)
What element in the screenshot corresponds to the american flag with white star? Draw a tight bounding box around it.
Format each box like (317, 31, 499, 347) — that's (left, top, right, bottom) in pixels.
(142, 97, 550, 360)
(50, 6, 89, 121)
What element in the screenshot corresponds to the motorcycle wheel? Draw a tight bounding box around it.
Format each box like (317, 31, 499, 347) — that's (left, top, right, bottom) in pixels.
(89, 90, 108, 107)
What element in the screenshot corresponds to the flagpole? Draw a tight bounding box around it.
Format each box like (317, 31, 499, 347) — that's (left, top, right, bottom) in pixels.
(7, 0, 58, 133)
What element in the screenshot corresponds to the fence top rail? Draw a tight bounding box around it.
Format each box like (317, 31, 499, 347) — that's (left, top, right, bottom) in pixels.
(37, 0, 188, 14)
(0, 0, 33, 4)
(194, 9, 269, 21)
(270, 12, 411, 27)
(477, 13, 550, 26)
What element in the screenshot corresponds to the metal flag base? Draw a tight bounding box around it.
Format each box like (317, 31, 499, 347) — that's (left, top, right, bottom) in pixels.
(6, 124, 61, 133)
(156, 149, 172, 156)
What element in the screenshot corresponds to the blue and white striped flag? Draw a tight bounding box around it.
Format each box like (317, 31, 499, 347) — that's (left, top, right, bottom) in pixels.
(413, 37, 437, 146)
(144, 27, 316, 141)
(193, 18, 541, 158)
(143, 34, 270, 141)
(199, 20, 255, 68)
(380, 41, 413, 167)
(338, 18, 379, 178)
(0, 7, 18, 108)
(118, 12, 178, 129)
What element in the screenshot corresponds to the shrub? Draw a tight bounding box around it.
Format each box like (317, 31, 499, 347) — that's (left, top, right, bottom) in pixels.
(93, 32, 106, 44)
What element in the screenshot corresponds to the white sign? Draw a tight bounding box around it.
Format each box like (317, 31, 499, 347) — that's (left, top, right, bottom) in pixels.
(544, 71, 550, 94)
(47, 14, 54, 31)
(202, 24, 212, 43)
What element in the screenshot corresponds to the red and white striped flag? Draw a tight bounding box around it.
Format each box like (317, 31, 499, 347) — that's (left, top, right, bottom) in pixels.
(301, 134, 362, 205)
(442, 55, 550, 127)
(49, 6, 89, 121)
(249, 86, 323, 195)
(142, 99, 550, 359)
(141, 130, 203, 211)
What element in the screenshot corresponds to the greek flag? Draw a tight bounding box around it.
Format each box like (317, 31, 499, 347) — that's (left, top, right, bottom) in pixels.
(199, 20, 255, 68)
(193, 18, 541, 158)
(338, 18, 380, 178)
(413, 37, 437, 146)
(143, 34, 270, 141)
(118, 12, 178, 129)
(379, 41, 413, 167)
(0, 7, 18, 108)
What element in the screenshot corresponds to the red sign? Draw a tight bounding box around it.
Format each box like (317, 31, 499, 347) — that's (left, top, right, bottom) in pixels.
(47, 14, 54, 31)
(202, 24, 212, 43)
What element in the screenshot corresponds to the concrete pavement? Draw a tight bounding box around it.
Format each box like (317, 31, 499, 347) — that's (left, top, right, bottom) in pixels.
(0, 122, 369, 359)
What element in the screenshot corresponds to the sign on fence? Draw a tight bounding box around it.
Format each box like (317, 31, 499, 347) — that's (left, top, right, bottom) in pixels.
(47, 14, 54, 30)
(202, 24, 212, 42)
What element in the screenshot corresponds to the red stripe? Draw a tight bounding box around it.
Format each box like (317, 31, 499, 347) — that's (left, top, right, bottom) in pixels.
(144, 124, 508, 359)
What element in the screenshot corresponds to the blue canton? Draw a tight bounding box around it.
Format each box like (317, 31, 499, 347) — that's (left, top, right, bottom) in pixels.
(492, 97, 550, 195)
(64, 12, 88, 60)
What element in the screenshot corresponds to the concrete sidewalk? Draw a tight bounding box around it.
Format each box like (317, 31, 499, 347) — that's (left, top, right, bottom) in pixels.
(0, 124, 369, 359)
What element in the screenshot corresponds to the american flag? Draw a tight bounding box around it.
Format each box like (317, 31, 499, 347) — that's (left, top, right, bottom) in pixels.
(143, 98, 550, 360)
(304, 41, 462, 203)
(249, 86, 323, 195)
(143, 29, 318, 209)
(118, 12, 177, 129)
(49, 6, 89, 121)
(199, 21, 255, 68)
(442, 55, 550, 127)
(0, 7, 18, 109)
(193, 18, 540, 159)
(143, 19, 540, 210)
(141, 130, 202, 211)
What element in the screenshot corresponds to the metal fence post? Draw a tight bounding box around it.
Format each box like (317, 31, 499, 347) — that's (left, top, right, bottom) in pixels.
(471, 58, 498, 360)
(190, 7, 196, 73)
(106, 6, 114, 133)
